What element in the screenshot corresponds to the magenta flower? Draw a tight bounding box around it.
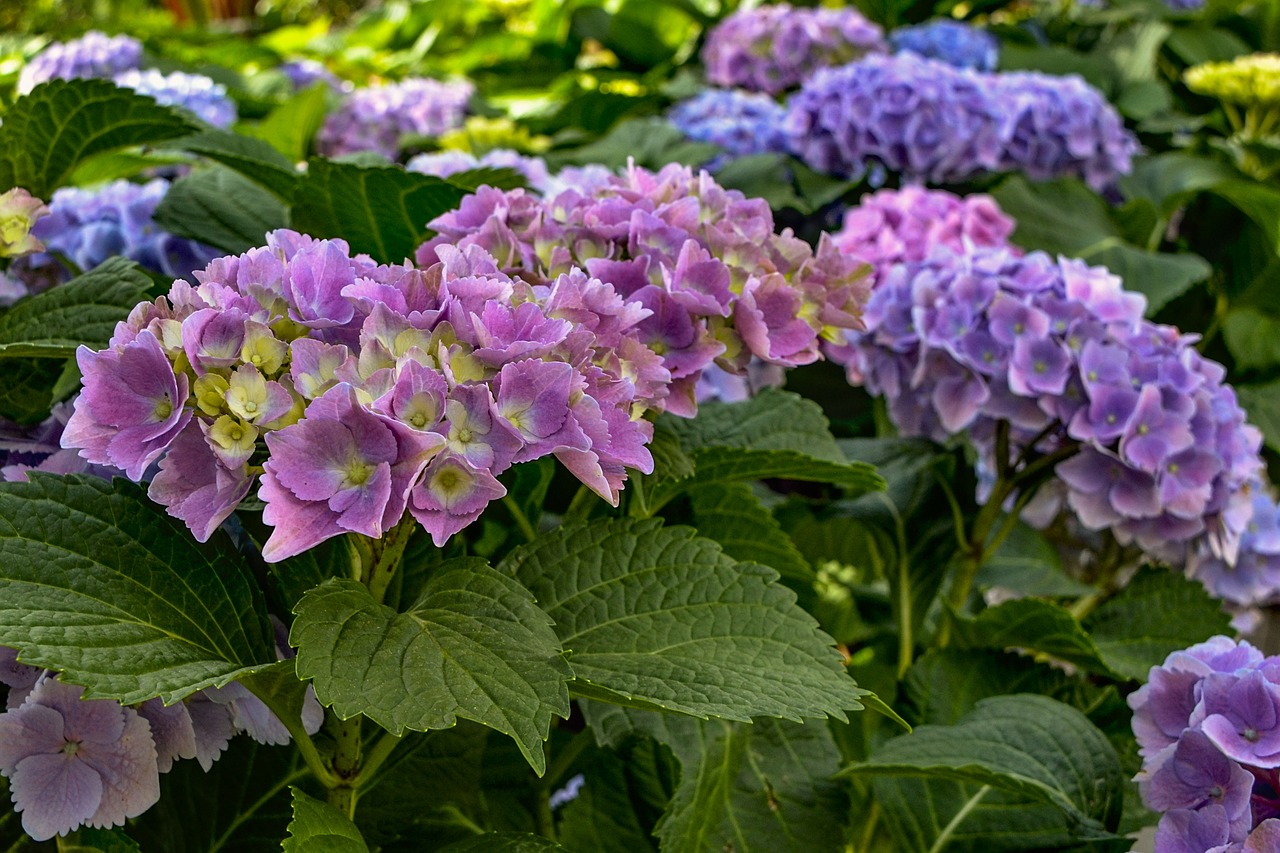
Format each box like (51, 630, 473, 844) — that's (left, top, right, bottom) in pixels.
(409, 453, 508, 546)
(0, 679, 159, 841)
(260, 384, 446, 561)
(1192, 671, 1280, 768)
(147, 422, 254, 543)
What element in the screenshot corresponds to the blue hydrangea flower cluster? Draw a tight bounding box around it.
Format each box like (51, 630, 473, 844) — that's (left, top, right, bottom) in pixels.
(1188, 488, 1280, 606)
(785, 53, 1139, 192)
(16, 32, 143, 95)
(1130, 637, 1280, 853)
(278, 58, 346, 92)
(831, 241, 1263, 571)
(667, 89, 790, 160)
(702, 3, 887, 94)
(10, 179, 220, 297)
(890, 20, 1000, 71)
(316, 77, 475, 160)
(406, 148, 553, 193)
(0, 641, 319, 841)
(112, 69, 237, 129)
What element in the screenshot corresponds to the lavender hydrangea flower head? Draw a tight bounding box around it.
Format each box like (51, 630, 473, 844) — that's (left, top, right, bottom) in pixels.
(784, 53, 1003, 184)
(831, 242, 1262, 565)
(1131, 638, 1280, 852)
(278, 58, 346, 93)
(10, 179, 219, 297)
(1189, 488, 1280, 606)
(316, 77, 475, 160)
(407, 148, 553, 193)
(702, 3, 887, 94)
(890, 20, 1000, 71)
(0, 678, 160, 841)
(63, 229, 659, 554)
(112, 69, 237, 128)
(17, 32, 143, 95)
(992, 71, 1139, 193)
(417, 162, 869, 415)
(667, 89, 790, 160)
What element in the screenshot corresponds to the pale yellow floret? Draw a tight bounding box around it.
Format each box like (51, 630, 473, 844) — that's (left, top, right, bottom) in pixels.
(209, 415, 258, 458)
(193, 374, 231, 417)
(241, 324, 288, 375)
(226, 366, 271, 422)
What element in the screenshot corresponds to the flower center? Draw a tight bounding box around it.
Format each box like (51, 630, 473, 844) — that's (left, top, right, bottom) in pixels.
(62, 740, 81, 757)
(1245, 727, 1260, 742)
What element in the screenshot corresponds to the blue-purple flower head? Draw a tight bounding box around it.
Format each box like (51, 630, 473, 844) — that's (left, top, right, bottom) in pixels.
(112, 69, 236, 129)
(1129, 637, 1280, 853)
(784, 53, 1002, 184)
(278, 58, 346, 93)
(10, 179, 219, 296)
(702, 3, 887, 94)
(786, 53, 1139, 192)
(890, 20, 1000, 72)
(407, 149, 553, 193)
(316, 77, 475, 160)
(668, 89, 790, 160)
(17, 32, 142, 95)
(833, 242, 1262, 565)
(993, 71, 1139, 193)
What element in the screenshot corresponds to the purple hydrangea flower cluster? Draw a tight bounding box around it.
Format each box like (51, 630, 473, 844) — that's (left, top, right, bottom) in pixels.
(830, 186, 1016, 274)
(407, 148, 553, 193)
(702, 3, 887, 95)
(667, 89, 790, 160)
(9, 179, 219, 297)
(890, 20, 1000, 71)
(62, 229, 660, 557)
(0, 641, 319, 841)
(831, 241, 1262, 564)
(16, 32, 143, 96)
(1188, 489, 1280, 607)
(1130, 637, 1280, 852)
(112, 69, 236, 129)
(415, 162, 870, 416)
(278, 58, 346, 93)
(784, 53, 1139, 191)
(316, 77, 475, 160)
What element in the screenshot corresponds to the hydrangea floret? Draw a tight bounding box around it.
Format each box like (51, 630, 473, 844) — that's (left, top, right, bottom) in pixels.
(61, 228, 662, 556)
(784, 53, 1139, 191)
(10, 179, 218, 297)
(16, 32, 143, 95)
(890, 20, 1000, 71)
(415, 162, 870, 416)
(701, 3, 887, 94)
(667, 89, 790, 162)
(1130, 637, 1280, 852)
(112, 69, 237, 128)
(0, 189, 51, 258)
(316, 77, 475, 160)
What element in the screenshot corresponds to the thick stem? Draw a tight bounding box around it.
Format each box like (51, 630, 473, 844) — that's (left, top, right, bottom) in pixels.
(328, 715, 363, 817)
(365, 517, 416, 607)
(503, 494, 539, 543)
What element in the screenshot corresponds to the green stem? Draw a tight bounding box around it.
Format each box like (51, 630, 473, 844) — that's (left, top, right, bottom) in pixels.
(211, 764, 309, 852)
(242, 678, 338, 789)
(545, 728, 593, 788)
(503, 494, 539, 543)
(927, 785, 990, 853)
(355, 729, 404, 789)
(629, 474, 652, 518)
(856, 800, 881, 853)
(563, 483, 597, 525)
(328, 715, 363, 818)
(365, 516, 415, 606)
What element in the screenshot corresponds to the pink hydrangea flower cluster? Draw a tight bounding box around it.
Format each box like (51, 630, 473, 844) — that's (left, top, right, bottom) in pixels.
(415, 162, 870, 416)
(316, 77, 474, 160)
(62, 229, 658, 558)
(1129, 637, 1280, 853)
(0, 640, 319, 841)
(701, 3, 887, 95)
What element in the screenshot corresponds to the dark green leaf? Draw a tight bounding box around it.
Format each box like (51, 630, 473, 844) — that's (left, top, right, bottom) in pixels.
(290, 159, 468, 263)
(499, 518, 866, 722)
(1084, 567, 1229, 681)
(1210, 180, 1280, 256)
(558, 748, 660, 853)
(154, 166, 286, 254)
(0, 357, 67, 424)
(1225, 307, 1280, 371)
(446, 167, 529, 192)
(0, 257, 151, 359)
(950, 599, 1117, 677)
(440, 834, 569, 852)
(291, 564, 571, 774)
(0, 474, 275, 703)
(846, 695, 1124, 837)
(547, 118, 717, 171)
(686, 482, 813, 582)
(282, 788, 369, 853)
(0, 78, 199, 196)
(1239, 380, 1280, 453)
(976, 522, 1095, 597)
(169, 129, 300, 199)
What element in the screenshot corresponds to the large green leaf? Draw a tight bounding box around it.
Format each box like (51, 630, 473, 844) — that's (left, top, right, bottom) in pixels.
(950, 599, 1117, 678)
(845, 695, 1124, 838)
(545, 117, 717, 171)
(169, 129, 301, 199)
(1239, 379, 1280, 453)
(904, 649, 1095, 727)
(1084, 567, 1229, 681)
(290, 158, 468, 264)
(290, 562, 571, 774)
(0, 78, 200, 196)
(1224, 307, 1280, 371)
(241, 83, 330, 163)
(282, 789, 369, 853)
(440, 834, 569, 852)
(686, 482, 813, 582)
(499, 518, 865, 722)
(154, 166, 287, 254)
(0, 257, 151, 359)
(992, 175, 1210, 314)
(0, 474, 276, 704)
(975, 522, 1095, 598)
(558, 748, 662, 853)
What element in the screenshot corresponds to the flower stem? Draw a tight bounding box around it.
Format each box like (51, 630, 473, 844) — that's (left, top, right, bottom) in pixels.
(503, 494, 539, 543)
(364, 516, 416, 607)
(328, 715, 363, 818)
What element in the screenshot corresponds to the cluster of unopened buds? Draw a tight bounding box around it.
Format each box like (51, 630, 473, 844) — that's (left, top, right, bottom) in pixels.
(1131, 637, 1280, 852)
